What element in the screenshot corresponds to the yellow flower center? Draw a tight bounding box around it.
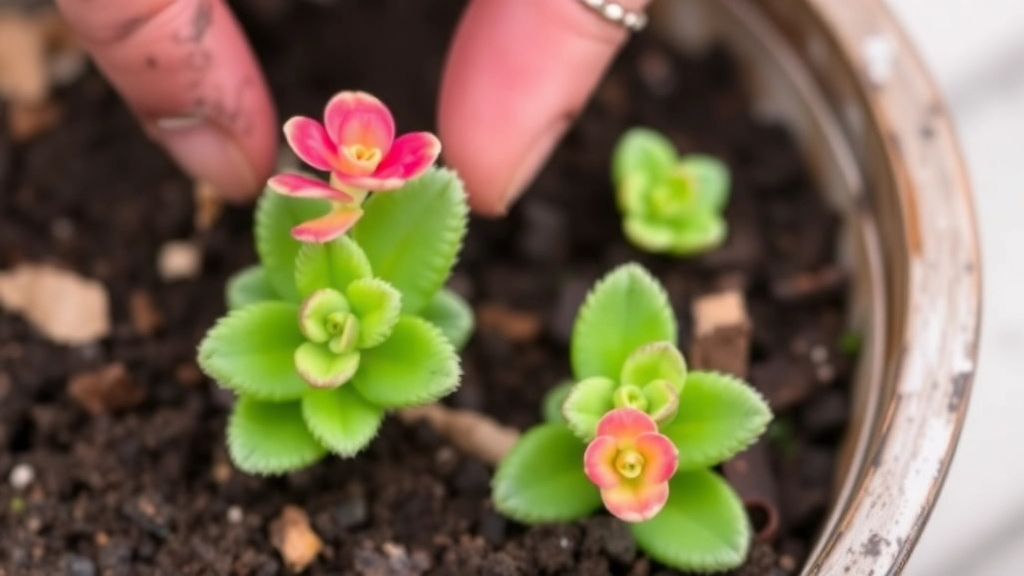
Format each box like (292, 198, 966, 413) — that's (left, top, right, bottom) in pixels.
(341, 144, 383, 174)
(615, 449, 645, 479)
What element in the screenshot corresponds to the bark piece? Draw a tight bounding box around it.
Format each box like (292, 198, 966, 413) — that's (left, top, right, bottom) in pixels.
(270, 505, 323, 573)
(129, 290, 162, 337)
(397, 404, 520, 466)
(67, 363, 145, 416)
(0, 263, 110, 345)
(691, 290, 782, 544)
(8, 100, 61, 142)
(0, 11, 47, 103)
(193, 180, 223, 232)
(690, 290, 750, 378)
(477, 303, 542, 343)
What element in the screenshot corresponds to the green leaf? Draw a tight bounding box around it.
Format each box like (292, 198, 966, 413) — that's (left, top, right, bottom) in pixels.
(301, 386, 385, 457)
(623, 218, 677, 253)
(346, 278, 402, 349)
(294, 343, 360, 389)
(226, 266, 277, 310)
(198, 302, 309, 401)
(294, 237, 373, 299)
(620, 342, 688, 392)
(420, 288, 474, 350)
(612, 128, 677, 185)
(352, 316, 460, 408)
(255, 190, 330, 301)
(616, 172, 651, 215)
(630, 470, 750, 572)
(351, 168, 468, 314)
(662, 371, 772, 470)
(542, 381, 573, 424)
(668, 213, 727, 256)
(298, 288, 349, 343)
(642, 380, 680, 424)
(492, 424, 602, 523)
(227, 397, 327, 475)
(563, 376, 617, 441)
(571, 264, 677, 380)
(680, 154, 731, 212)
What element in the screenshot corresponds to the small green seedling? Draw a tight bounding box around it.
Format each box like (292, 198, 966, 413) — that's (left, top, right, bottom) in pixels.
(492, 264, 772, 572)
(197, 92, 473, 475)
(612, 128, 731, 255)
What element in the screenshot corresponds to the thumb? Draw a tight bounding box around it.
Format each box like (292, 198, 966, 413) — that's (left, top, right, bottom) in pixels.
(439, 0, 651, 215)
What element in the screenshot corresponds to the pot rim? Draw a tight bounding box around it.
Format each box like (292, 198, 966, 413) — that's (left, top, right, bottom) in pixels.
(649, 0, 982, 573)
(792, 1, 982, 573)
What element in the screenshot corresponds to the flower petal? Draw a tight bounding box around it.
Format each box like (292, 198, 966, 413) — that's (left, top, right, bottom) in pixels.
(595, 407, 658, 444)
(374, 132, 441, 181)
(324, 91, 395, 152)
(283, 117, 337, 171)
(635, 433, 679, 484)
(601, 481, 670, 523)
(584, 436, 621, 489)
(268, 173, 353, 202)
(330, 172, 408, 192)
(291, 206, 364, 244)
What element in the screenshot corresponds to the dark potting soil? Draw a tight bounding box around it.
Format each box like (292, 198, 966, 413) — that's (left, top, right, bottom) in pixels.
(0, 1, 854, 574)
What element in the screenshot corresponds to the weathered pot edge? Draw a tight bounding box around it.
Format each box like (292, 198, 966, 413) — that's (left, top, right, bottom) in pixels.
(647, 0, 982, 573)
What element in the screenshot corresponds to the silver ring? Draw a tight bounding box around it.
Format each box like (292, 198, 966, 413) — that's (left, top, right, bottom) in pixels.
(577, 0, 648, 32)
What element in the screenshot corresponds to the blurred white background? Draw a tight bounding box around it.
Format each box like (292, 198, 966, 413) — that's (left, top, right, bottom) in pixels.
(884, 1, 1024, 574)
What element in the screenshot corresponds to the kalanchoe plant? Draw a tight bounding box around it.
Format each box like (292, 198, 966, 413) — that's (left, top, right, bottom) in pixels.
(612, 128, 731, 255)
(197, 91, 473, 475)
(492, 264, 772, 572)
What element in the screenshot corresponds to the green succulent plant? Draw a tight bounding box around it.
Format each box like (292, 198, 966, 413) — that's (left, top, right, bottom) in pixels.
(613, 128, 731, 255)
(492, 264, 772, 572)
(198, 168, 474, 474)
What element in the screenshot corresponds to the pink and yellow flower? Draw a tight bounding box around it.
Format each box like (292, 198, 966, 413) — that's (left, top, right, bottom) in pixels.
(267, 91, 442, 243)
(583, 407, 679, 522)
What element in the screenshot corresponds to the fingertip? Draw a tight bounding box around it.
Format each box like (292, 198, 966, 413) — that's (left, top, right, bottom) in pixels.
(57, 0, 277, 203)
(152, 120, 263, 203)
(440, 0, 651, 216)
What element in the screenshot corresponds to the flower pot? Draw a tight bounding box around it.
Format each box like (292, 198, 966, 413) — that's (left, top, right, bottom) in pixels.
(0, 0, 979, 574)
(646, 0, 981, 573)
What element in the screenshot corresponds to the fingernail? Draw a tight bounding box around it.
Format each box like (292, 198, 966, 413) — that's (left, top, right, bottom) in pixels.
(153, 119, 258, 203)
(499, 117, 571, 213)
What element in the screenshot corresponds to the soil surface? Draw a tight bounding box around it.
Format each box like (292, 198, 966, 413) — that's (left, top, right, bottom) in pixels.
(0, 1, 854, 574)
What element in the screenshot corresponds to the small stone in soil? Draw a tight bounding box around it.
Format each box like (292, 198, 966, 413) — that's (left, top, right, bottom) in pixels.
(269, 505, 323, 573)
(8, 462, 35, 491)
(157, 240, 202, 281)
(227, 505, 244, 524)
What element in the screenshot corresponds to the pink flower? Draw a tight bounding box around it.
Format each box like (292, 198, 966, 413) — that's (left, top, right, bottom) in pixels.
(583, 408, 679, 522)
(267, 91, 442, 243)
